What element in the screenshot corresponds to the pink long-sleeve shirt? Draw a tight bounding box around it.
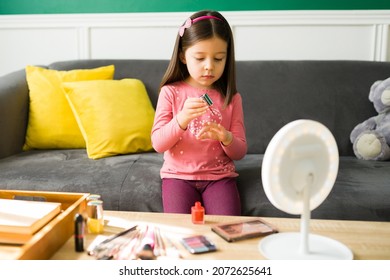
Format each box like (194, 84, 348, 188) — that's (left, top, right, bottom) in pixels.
(151, 81, 247, 180)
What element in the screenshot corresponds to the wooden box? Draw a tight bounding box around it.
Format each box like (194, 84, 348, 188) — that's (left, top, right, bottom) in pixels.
(0, 190, 89, 260)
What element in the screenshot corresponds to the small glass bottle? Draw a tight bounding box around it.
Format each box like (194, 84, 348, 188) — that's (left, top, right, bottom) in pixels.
(86, 200, 104, 234)
(188, 93, 222, 137)
(191, 201, 205, 224)
(87, 194, 101, 202)
(82, 194, 102, 220)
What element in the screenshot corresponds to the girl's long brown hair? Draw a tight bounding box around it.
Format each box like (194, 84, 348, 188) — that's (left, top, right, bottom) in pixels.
(160, 10, 237, 107)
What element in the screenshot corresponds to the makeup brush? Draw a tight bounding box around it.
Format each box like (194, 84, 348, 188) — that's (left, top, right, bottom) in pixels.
(136, 244, 156, 260)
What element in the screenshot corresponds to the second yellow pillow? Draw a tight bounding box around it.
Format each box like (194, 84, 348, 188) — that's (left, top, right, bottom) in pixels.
(63, 79, 155, 159)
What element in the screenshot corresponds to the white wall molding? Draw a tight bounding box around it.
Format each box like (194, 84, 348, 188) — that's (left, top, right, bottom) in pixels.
(1, 10, 390, 27)
(1, 10, 389, 76)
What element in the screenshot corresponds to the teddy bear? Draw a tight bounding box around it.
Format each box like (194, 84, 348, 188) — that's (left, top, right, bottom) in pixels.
(350, 77, 390, 161)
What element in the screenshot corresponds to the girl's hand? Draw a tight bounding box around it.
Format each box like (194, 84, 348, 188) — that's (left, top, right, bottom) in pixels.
(196, 122, 233, 146)
(176, 97, 208, 129)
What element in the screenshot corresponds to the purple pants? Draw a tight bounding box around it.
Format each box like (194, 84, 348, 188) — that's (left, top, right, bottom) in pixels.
(161, 177, 241, 215)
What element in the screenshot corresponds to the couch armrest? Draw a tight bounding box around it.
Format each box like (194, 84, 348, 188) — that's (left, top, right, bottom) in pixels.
(0, 69, 29, 159)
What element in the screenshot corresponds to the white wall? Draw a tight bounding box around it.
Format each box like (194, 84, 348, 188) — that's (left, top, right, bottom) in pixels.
(0, 10, 389, 76)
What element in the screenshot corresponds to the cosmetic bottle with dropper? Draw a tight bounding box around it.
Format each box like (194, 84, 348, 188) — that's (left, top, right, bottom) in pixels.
(189, 93, 222, 137)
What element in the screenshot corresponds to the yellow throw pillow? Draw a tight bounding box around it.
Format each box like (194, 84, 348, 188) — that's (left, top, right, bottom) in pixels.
(63, 79, 155, 159)
(24, 65, 115, 150)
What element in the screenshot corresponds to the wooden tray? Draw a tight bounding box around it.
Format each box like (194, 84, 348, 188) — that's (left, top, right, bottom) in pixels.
(0, 190, 89, 260)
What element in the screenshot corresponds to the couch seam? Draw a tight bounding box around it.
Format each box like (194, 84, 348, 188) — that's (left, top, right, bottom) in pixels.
(117, 156, 139, 211)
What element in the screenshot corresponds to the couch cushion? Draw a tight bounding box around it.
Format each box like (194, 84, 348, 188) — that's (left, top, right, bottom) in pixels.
(45, 60, 390, 156)
(235, 155, 390, 221)
(0, 149, 163, 212)
(1, 149, 389, 221)
(236, 61, 390, 156)
(23, 65, 115, 150)
(63, 79, 155, 159)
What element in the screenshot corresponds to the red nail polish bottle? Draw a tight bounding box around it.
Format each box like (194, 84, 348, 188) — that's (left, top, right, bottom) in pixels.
(192, 201, 205, 224)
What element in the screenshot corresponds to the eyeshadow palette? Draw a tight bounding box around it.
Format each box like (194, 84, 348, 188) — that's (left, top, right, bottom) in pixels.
(181, 235, 217, 254)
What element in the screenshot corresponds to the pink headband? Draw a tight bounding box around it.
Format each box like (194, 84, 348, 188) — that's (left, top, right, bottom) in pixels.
(179, 15, 222, 37)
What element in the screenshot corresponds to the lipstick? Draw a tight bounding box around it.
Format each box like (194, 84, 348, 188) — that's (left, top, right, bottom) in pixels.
(74, 213, 85, 252)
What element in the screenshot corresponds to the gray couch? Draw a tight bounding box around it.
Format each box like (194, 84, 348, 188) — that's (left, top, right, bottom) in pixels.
(1, 59, 390, 222)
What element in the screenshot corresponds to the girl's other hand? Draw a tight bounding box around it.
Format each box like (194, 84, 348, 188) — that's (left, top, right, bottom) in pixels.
(196, 122, 233, 146)
(176, 97, 208, 129)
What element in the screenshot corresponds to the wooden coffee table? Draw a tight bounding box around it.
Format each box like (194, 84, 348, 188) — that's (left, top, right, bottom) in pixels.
(51, 211, 390, 260)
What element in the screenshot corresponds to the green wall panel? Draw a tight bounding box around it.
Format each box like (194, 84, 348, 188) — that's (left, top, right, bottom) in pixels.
(1, 0, 390, 15)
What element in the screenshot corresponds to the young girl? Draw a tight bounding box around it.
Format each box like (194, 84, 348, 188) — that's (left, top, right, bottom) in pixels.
(151, 10, 247, 215)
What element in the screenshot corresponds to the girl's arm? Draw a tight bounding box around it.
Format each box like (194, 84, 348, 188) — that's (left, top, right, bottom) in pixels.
(220, 93, 247, 160)
(151, 88, 185, 153)
(152, 86, 209, 153)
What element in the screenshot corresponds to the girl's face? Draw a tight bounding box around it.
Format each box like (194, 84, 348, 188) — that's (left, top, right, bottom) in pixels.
(180, 36, 227, 89)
